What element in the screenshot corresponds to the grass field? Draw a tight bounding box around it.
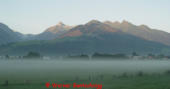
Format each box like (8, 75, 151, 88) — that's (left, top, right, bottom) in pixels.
(0, 74, 170, 89)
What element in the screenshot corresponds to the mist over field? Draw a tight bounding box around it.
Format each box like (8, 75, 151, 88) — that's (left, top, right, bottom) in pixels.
(0, 59, 170, 79)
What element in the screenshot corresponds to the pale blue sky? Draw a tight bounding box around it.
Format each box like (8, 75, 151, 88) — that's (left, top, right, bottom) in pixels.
(0, 0, 170, 34)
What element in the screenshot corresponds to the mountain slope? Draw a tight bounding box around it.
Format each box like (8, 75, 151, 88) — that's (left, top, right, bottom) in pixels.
(0, 23, 23, 45)
(25, 22, 73, 40)
(0, 20, 170, 56)
(0, 32, 169, 56)
(60, 20, 119, 38)
(104, 20, 170, 46)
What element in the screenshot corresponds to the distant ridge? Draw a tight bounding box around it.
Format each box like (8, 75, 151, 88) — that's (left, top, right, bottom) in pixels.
(1, 20, 170, 46)
(0, 20, 170, 56)
(104, 20, 170, 46)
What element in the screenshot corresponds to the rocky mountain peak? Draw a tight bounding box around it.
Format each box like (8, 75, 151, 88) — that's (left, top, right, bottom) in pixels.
(56, 21, 65, 26)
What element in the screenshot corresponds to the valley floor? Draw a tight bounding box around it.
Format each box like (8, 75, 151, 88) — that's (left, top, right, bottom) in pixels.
(0, 74, 170, 89)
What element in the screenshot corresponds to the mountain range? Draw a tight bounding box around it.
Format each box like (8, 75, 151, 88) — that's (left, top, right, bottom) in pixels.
(0, 20, 170, 56)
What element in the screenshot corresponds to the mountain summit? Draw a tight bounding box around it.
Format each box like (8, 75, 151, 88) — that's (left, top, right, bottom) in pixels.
(56, 21, 65, 26)
(45, 22, 71, 34)
(86, 20, 102, 25)
(25, 22, 74, 40)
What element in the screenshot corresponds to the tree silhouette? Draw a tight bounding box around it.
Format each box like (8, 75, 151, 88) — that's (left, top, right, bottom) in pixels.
(24, 51, 41, 58)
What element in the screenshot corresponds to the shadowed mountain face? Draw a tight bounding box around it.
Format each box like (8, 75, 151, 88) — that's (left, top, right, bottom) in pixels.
(0, 23, 23, 45)
(0, 31, 169, 56)
(0, 20, 170, 56)
(104, 20, 170, 46)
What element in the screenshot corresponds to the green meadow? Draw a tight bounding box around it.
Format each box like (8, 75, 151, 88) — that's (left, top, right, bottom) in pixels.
(0, 60, 170, 89)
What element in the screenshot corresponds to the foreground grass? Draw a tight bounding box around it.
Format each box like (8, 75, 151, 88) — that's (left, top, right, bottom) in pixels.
(0, 74, 170, 89)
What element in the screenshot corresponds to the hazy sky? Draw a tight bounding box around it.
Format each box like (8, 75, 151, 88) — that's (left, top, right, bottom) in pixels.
(0, 0, 170, 34)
